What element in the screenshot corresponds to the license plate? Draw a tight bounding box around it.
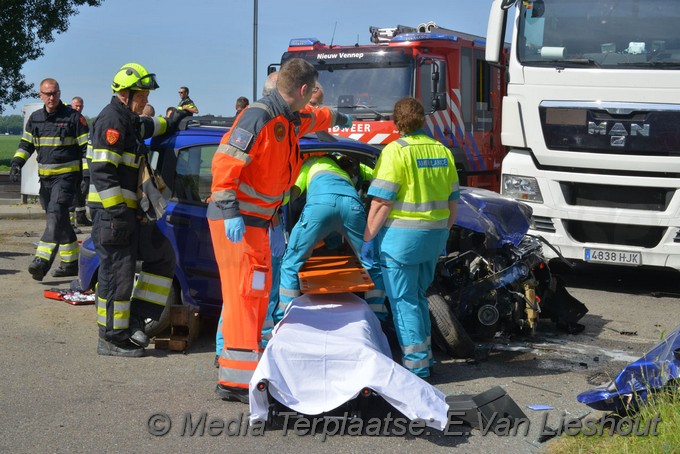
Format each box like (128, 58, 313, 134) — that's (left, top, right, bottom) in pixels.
(584, 248, 642, 266)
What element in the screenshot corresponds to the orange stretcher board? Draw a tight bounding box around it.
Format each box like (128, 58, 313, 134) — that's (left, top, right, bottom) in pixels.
(298, 255, 375, 294)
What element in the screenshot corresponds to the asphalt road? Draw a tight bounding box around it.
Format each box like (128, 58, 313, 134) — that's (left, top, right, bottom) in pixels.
(1, 217, 678, 453)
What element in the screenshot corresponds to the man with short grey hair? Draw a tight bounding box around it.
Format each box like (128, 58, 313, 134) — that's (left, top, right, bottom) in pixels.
(11, 79, 89, 280)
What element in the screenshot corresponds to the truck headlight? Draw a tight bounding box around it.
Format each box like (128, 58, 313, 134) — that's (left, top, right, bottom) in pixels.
(502, 175, 543, 203)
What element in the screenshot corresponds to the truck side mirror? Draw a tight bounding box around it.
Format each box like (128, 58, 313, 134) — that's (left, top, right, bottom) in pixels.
(431, 61, 442, 111)
(486, 0, 510, 64)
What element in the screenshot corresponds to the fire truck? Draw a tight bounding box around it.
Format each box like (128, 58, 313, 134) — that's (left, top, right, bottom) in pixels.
(275, 22, 508, 191)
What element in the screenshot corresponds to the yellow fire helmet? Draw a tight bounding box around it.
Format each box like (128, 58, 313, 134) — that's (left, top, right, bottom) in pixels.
(111, 63, 159, 92)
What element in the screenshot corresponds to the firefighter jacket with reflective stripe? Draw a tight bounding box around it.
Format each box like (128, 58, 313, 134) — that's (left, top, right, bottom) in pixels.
(87, 96, 168, 211)
(13, 103, 89, 176)
(177, 97, 195, 109)
(368, 132, 460, 228)
(178, 97, 197, 114)
(208, 90, 347, 226)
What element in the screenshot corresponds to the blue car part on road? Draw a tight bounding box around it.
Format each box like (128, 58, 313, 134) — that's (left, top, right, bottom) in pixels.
(577, 323, 680, 412)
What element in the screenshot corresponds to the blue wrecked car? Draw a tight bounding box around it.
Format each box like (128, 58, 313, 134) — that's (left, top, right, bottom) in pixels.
(79, 116, 586, 350)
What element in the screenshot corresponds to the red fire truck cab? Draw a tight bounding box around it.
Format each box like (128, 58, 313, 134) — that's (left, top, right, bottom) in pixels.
(275, 23, 507, 191)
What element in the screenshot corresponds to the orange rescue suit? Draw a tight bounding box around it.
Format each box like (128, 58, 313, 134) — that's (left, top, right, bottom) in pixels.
(208, 92, 342, 389)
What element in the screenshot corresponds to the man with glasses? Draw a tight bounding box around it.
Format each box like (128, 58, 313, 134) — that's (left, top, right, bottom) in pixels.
(309, 82, 324, 107)
(10, 78, 89, 280)
(177, 86, 199, 115)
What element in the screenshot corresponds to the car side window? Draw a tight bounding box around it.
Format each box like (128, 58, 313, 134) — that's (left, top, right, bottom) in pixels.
(174, 145, 218, 203)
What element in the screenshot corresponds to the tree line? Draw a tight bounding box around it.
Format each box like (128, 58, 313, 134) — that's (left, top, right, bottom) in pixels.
(0, 116, 25, 135)
(0, 115, 94, 135)
(0, 1, 103, 114)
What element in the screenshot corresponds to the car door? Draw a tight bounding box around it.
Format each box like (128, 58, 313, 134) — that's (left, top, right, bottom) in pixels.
(156, 141, 222, 316)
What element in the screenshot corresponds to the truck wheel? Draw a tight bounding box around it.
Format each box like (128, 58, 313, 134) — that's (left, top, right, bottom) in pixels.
(428, 293, 475, 358)
(143, 284, 180, 338)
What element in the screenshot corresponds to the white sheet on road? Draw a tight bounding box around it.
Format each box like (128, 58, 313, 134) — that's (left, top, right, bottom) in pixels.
(249, 292, 450, 431)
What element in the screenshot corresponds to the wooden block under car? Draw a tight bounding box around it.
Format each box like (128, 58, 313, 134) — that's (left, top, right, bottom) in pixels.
(154, 305, 200, 351)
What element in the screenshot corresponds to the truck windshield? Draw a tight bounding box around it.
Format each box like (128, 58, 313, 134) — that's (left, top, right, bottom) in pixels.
(517, 0, 680, 68)
(317, 65, 413, 116)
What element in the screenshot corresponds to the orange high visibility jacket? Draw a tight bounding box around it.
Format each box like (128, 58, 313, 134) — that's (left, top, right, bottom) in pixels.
(208, 91, 349, 227)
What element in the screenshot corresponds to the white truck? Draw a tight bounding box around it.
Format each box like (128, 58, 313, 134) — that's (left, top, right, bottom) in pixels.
(485, 0, 680, 271)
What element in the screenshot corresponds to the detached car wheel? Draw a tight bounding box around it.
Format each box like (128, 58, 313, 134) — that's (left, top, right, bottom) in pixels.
(143, 284, 180, 338)
(428, 292, 475, 359)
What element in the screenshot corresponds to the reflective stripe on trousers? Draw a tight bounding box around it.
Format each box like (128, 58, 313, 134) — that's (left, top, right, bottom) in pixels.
(402, 336, 433, 370)
(218, 348, 262, 387)
(36, 241, 57, 261)
(58, 241, 79, 264)
(96, 294, 131, 330)
(131, 272, 172, 309)
(209, 218, 271, 389)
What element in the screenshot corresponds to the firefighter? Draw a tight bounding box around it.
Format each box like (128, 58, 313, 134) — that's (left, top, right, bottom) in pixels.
(208, 58, 352, 403)
(361, 97, 459, 380)
(88, 62, 179, 357)
(10, 78, 89, 280)
(177, 86, 199, 115)
(69, 96, 92, 228)
(277, 154, 386, 324)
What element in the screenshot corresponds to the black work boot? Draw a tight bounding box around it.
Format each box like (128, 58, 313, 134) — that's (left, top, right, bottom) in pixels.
(129, 316, 150, 348)
(28, 257, 50, 281)
(76, 211, 92, 227)
(97, 338, 145, 357)
(215, 384, 249, 404)
(52, 262, 79, 278)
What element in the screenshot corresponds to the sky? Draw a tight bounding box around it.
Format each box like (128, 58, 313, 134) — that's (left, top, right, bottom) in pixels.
(4, 0, 498, 117)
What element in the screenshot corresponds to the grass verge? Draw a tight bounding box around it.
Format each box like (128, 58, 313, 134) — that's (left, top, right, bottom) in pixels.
(0, 134, 20, 170)
(548, 384, 679, 453)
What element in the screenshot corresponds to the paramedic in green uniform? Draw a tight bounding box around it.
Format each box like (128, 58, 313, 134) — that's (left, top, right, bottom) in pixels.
(361, 97, 459, 379)
(278, 154, 387, 322)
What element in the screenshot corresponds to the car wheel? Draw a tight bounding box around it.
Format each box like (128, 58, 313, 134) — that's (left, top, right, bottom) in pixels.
(144, 284, 180, 338)
(428, 292, 475, 359)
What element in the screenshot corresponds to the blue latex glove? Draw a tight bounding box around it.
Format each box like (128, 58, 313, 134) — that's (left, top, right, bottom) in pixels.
(224, 216, 245, 243)
(360, 239, 376, 267)
(341, 114, 353, 130)
(269, 223, 286, 258)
